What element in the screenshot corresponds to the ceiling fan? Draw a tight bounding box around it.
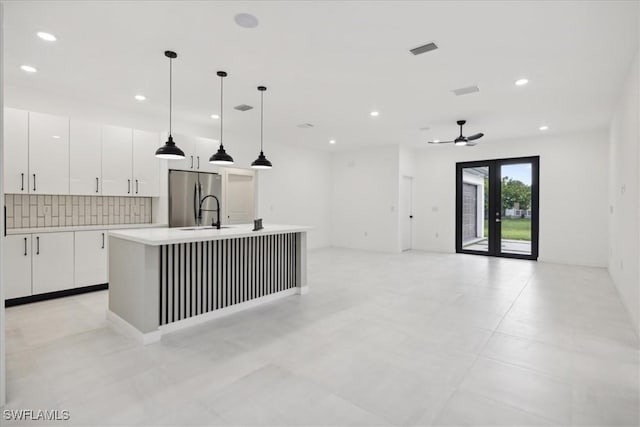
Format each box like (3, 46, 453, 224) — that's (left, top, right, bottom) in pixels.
(428, 120, 484, 146)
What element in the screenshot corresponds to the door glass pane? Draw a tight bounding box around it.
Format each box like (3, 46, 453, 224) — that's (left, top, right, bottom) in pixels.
(461, 166, 489, 252)
(500, 163, 532, 255)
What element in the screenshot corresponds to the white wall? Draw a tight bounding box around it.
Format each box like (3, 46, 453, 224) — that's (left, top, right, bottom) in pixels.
(330, 145, 400, 252)
(256, 143, 331, 250)
(608, 50, 640, 334)
(413, 130, 610, 267)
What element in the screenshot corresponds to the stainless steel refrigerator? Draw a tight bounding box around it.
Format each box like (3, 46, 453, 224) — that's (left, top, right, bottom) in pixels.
(169, 170, 222, 228)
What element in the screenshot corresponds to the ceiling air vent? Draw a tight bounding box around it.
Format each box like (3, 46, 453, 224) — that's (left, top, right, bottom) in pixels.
(410, 42, 438, 56)
(452, 86, 480, 96)
(296, 123, 314, 128)
(234, 104, 253, 111)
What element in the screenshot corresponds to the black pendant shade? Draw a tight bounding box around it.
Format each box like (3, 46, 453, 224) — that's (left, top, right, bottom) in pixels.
(210, 71, 234, 165)
(251, 151, 272, 169)
(210, 144, 234, 165)
(156, 50, 185, 159)
(251, 85, 273, 169)
(155, 135, 185, 159)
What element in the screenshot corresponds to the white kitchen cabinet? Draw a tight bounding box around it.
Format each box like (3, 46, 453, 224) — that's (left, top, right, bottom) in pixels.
(166, 133, 197, 171)
(102, 125, 133, 196)
(70, 120, 102, 195)
(29, 112, 70, 195)
(195, 137, 221, 173)
(2, 234, 32, 299)
(32, 232, 74, 295)
(132, 130, 161, 196)
(74, 230, 108, 287)
(3, 108, 29, 194)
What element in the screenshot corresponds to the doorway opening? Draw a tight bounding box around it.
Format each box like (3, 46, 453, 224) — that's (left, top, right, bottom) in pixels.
(456, 156, 539, 260)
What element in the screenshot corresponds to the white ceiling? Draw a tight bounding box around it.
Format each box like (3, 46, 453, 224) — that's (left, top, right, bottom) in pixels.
(3, 1, 639, 151)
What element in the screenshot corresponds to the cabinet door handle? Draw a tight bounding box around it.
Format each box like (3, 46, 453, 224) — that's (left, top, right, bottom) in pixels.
(21, 173, 24, 191)
(127, 179, 131, 194)
(33, 174, 36, 192)
(190, 155, 194, 169)
(24, 237, 27, 256)
(101, 232, 105, 249)
(136, 179, 139, 194)
(197, 156, 200, 169)
(96, 177, 99, 193)
(36, 236, 40, 255)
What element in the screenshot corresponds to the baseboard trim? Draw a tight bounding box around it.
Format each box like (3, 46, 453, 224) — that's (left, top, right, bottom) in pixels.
(4, 284, 108, 307)
(106, 310, 161, 345)
(159, 287, 299, 336)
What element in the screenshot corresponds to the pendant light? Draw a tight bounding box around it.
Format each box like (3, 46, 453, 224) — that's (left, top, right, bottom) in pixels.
(251, 86, 273, 169)
(209, 71, 234, 165)
(155, 50, 185, 159)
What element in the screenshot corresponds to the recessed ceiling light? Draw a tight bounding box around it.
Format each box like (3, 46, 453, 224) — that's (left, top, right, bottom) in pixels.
(20, 65, 37, 73)
(52, 135, 61, 139)
(515, 78, 529, 86)
(234, 13, 259, 28)
(37, 31, 56, 42)
(210, 114, 220, 119)
(539, 125, 549, 131)
(370, 111, 380, 117)
(134, 94, 146, 101)
(329, 139, 336, 144)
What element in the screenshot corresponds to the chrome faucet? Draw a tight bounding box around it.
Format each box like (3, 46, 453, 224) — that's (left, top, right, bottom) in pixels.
(198, 194, 221, 229)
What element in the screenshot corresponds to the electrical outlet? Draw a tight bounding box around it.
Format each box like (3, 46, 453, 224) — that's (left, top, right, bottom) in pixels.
(364, 231, 368, 237)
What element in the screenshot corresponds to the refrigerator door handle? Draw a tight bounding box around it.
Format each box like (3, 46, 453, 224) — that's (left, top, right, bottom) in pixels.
(194, 183, 199, 224)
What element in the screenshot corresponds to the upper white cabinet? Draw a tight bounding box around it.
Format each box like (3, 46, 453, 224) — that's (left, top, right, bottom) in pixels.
(133, 130, 161, 196)
(3, 234, 32, 299)
(70, 120, 102, 195)
(29, 112, 70, 195)
(195, 137, 220, 173)
(102, 125, 133, 196)
(4, 108, 29, 193)
(166, 133, 196, 171)
(31, 232, 74, 295)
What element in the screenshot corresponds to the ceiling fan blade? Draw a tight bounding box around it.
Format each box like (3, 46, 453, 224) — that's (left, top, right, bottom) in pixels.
(428, 140, 454, 144)
(466, 133, 484, 141)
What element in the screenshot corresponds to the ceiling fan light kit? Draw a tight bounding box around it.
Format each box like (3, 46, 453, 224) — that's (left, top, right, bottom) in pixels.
(428, 119, 484, 147)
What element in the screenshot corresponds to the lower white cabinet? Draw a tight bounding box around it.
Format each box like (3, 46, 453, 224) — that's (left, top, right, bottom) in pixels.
(32, 232, 74, 295)
(2, 234, 32, 299)
(74, 230, 108, 287)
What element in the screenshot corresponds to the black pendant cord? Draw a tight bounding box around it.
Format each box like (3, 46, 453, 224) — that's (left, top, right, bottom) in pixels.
(260, 90, 264, 152)
(169, 56, 173, 136)
(219, 74, 224, 146)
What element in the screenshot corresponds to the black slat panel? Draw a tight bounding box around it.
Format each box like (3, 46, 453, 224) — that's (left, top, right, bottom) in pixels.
(158, 233, 299, 325)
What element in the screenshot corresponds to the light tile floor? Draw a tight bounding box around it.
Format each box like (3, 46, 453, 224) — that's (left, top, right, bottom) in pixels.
(4, 248, 639, 426)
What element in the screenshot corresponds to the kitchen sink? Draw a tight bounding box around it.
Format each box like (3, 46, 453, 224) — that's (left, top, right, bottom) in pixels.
(179, 226, 231, 231)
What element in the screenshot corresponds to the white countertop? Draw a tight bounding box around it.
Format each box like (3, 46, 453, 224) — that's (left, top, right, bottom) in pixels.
(7, 223, 167, 235)
(108, 224, 312, 246)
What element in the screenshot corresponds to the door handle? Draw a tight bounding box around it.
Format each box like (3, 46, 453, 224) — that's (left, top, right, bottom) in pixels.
(128, 179, 131, 194)
(197, 156, 200, 169)
(21, 173, 24, 191)
(101, 232, 105, 249)
(36, 236, 40, 255)
(24, 237, 27, 256)
(495, 218, 501, 223)
(96, 177, 99, 193)
(190, 156, 194, 169)
(136, 179, 139, 194)
(33, 174, 36, 192)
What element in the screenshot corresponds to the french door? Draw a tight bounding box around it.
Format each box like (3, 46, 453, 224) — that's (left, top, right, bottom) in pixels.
(456, 156, 539, 260)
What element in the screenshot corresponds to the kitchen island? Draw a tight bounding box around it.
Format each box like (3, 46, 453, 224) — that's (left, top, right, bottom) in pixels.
(107, 224, 310, 344)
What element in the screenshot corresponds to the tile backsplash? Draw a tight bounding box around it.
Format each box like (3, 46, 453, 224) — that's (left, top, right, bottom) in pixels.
(5, 194, 152, 229)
